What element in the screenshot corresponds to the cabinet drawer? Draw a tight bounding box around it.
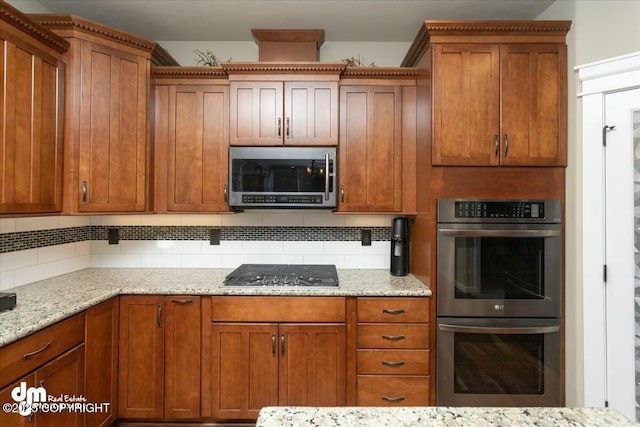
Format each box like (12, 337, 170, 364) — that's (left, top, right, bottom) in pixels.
(357, 297, 428, 323)
(357, 376, 429, 406)
(211, 296, 345, 322)
(357, 349, 429, 375)
(0, 314, 85, 388)
(357, 324, 429, 349)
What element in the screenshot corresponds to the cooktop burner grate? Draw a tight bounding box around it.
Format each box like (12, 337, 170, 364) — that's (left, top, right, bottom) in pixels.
(224, 264, 339, 287)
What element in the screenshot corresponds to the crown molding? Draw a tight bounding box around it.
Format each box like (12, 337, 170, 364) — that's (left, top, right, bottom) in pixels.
(341, 67, 428, 79)
(152, 66, 228, 79)
(402, 20, 572, 67)
(0, 4, 69, 53)
(29, 14, 178, 65)
(220, 62, 346, 75)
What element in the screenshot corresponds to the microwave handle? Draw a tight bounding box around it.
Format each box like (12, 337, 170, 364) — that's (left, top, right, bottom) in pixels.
(438, 229, 560, 238)
(324, 153, 330, 201)
(438, 323, 560, 335)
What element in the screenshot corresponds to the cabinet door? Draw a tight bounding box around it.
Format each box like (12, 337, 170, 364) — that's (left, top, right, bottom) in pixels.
(36, 345, 85, 427)
(0, 373, 35, 427)
(118, 296, 164, 419)
(284, 81, 338, 146)
(279, 324, 346, 407)
(167, 85, 229, 211)
(230, 82, 283, 146)
(164, 296, 201, 419)
(0, 38, 63, 213)
(78, 40, 148, 211)
(211, 323, 278, 419)
(500, 43, 567, 166)
(339, 85, 402, 212)
(85, 298, 118, 427)
(432, 44, 500, 166)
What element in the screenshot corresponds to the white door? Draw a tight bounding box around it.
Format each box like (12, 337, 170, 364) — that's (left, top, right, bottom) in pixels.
(603, 88, 640, 421)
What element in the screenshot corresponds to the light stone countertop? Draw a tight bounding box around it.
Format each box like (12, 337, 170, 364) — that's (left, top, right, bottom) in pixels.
(255, 406, 638, 427)
(0, 267, 430, 347)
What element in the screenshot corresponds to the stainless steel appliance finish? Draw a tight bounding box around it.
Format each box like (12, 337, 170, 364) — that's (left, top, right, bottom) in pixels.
(228, 147, 336, 208)
(437, 317, 562, 406)
(224, 264, 339, 287)
(437, 199, 562, 318)
(436, 199, 563, 407)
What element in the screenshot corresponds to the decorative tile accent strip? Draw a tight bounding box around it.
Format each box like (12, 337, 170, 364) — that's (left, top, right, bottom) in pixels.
(0, 227, 91, 254)
(90, 226, 391, 242)
(0, 225, 391, 253)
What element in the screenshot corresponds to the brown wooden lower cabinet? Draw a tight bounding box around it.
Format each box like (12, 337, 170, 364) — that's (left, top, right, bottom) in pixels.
(211, 322, 346, 420)
(356, 376, 429, 406)
(85, 297, 119, 427)
(0, 345, 85, 427)
(118, 295, 201, 420)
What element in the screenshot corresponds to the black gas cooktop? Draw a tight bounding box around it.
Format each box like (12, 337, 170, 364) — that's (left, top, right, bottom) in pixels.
(224, 264, 339, 287)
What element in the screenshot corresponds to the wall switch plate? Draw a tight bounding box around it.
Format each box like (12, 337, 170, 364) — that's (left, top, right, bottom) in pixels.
(209, 229, 221, 245)
(361, 229, 372, 246)
(108, 228, 119, 245)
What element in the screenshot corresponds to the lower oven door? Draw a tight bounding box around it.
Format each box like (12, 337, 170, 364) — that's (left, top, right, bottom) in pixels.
(437, 317, 562, 406)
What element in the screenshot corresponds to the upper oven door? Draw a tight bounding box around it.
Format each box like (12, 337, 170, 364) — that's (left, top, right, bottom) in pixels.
(229, 147, 336, 208)
(437, 223, 562, 318)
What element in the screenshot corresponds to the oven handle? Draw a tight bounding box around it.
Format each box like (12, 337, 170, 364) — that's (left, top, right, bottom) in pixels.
(438, 323, 560, 335)
(438, 229, 561, 238)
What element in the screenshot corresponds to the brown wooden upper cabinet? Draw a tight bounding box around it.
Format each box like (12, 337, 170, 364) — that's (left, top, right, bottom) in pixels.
(338, 69, 421, 214)
(152, 67, 230, 212)
(402, 21, 571, 167)
(0, 4, 68, 214)
(221, 62, 343, 146)
(30, 14, 178, 213)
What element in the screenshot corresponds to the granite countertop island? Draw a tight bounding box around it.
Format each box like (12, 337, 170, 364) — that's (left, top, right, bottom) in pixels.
(0, 267, 430, 347)
(256, 406, 638, 427)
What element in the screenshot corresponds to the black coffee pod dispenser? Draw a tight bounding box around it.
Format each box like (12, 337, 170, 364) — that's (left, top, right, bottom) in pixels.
(390, 217, 409, 276)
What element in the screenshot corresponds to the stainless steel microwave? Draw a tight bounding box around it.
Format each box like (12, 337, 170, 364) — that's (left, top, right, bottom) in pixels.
(228, 147, 336, 209)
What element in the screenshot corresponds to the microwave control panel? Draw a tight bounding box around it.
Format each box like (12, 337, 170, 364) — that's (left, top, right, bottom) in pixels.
(455, 201, 545, 219)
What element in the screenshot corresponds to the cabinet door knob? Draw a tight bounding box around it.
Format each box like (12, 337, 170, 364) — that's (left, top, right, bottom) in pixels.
(81, 181, 88, 204)
(157, 304, 162, 328)
(381, 360, 405, 367)
(170, 298, 193, 305)
(382, 335, 405, 341)
(382, 396, 405, 402)
(286, 117, 290, 137)
(494, 134, 499, 157)
(382, 308, 405, 315)
(22, 342, 51, 360)
(277, 118, 282, 137)
(340, 185, 345, 203)
(280, 334, 285, 356)
(223, 183, 228, 203)
(503, 133, 509, 157)
(271, 334, 276, 356)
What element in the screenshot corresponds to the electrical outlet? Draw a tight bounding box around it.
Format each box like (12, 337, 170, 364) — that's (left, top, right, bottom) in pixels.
(361, 229, 372, 246)
(209, 229, 221, 245)
(108, 228, 119, 245)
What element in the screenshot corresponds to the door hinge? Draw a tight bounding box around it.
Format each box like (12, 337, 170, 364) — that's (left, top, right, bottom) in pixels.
(602, 125, 616, 146)
(603, 264, 608, 282)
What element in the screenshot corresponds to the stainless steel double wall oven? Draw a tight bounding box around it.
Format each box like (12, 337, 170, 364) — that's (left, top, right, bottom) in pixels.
(436, 199, 562, 406)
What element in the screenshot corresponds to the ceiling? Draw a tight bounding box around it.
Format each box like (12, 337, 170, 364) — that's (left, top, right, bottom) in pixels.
(34, 0, 557, 42)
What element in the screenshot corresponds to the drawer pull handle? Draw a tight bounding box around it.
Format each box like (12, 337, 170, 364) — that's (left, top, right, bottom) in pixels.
(382, 360, 405, 367)
(22, 342, 51, 360)
(382, 396, 406, 402)
(382, 335, 405, 341)
(170, 298, 193, 305)
(382, 308, 405, 315)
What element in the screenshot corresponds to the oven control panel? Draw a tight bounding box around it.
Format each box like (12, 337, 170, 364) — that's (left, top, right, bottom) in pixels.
(455, 201, 545, 219)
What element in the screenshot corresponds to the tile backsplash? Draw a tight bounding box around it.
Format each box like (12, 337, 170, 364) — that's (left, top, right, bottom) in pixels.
(0, 212, 397, 290)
